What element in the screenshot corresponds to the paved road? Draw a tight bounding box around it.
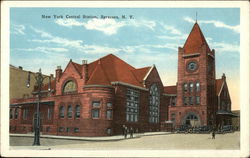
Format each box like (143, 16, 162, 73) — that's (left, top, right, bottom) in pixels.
(10, 132, 240, 150)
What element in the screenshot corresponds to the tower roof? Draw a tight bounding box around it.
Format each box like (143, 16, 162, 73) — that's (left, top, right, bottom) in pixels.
(183, 22, 211, 54)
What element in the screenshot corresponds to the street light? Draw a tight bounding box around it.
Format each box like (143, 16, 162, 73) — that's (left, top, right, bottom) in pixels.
(27, 68, 51, 146)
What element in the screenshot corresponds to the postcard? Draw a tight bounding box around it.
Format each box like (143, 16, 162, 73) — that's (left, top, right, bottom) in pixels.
(1, 1, 249, 157)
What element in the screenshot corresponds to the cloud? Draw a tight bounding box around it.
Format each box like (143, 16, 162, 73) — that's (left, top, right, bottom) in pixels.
(55, 19, 156, 35)
(210, 41, 239, 53)
(130, 19, 156, 30)
(184, 16, 240, 33)
(157, 34, 188, 41)
(159, 23, 182, 35)
(30, 26, 84, 48)
(11, 24, 26, 35)
(55, 19, 126, 35)
(16, 47, 68, 54)
(184, 17, 196, 23)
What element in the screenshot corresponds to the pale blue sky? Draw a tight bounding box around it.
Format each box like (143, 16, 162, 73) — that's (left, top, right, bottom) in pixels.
(10, 8, 240, 109)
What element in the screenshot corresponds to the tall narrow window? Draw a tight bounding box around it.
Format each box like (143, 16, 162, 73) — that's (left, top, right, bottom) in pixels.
(183, 97, 188, 105)
(75, 105, 80, 118)
(106, 110, 112, 119)
(23, 108, 28, 120)
(183, 83, 188, 92)
(92, 109, 100, 118)
(196, 96, 200, 105)
(171, 113, 176, 122)
(14, 108, 19, 119)
(10, 109, 13, 119)
(106, 102, 113, 120)
(67, 105, 72, 118)
(126, 88, 139, 122)
(190, 82, 194, 92)
(92, 101, 100, 119)
(196, 82, 200, 92)
(48, 107, 52, 120)
(149, 83, 160, 123)
(172, 97, 176, 106)
(189, 96, 194, 105)
(59, 106, 64, 118)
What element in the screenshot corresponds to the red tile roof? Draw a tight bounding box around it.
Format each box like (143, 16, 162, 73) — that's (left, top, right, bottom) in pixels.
(164, 85, 177, 94)
(86, 54, 151, 87)
(183, 22, 211, 54)
(71, 62, 82, 76)
(132, 66, 151, 83)
(216, 79, 224, 95)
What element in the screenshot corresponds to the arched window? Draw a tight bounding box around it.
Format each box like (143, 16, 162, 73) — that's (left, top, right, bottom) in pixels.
(75, 105, 80, 118)
(183, 83, 188, 92)
(67, 105, 72, 118)
(186, 114, 198, 120)
(149, 83, 160, 123)
(189, 82, 194, 92)
(196, 82, 200, 92)
(59, 106, 64, 118)
(63, 80, 77, 94)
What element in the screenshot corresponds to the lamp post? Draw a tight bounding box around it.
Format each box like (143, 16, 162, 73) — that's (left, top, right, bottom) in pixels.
(27, 68, 51, 146)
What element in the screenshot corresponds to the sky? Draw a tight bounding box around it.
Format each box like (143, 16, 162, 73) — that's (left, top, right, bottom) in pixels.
(10, 8, 240, 110)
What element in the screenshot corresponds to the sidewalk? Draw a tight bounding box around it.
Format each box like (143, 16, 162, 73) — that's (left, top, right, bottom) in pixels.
(10, 131, 171, 141)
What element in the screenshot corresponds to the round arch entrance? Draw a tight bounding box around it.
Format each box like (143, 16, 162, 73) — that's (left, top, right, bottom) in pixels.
(182, 112, 201, 127)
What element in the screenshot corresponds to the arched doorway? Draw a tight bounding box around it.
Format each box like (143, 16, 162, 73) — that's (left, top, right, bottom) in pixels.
(182, 113, 201, 127)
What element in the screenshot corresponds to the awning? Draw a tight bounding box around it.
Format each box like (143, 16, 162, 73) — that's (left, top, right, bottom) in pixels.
(216, 110, 238, 117)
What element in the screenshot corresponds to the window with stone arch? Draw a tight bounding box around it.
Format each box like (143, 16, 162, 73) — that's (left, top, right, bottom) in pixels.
(149, 83, 160, 123)
(63, 80, 77, 94)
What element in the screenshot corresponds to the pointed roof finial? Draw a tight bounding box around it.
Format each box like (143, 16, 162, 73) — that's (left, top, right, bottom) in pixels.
(196, 12, 197, 23)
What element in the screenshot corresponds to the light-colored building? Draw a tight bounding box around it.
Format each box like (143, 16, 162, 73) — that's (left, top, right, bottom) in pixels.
(10, 65, 51, 100)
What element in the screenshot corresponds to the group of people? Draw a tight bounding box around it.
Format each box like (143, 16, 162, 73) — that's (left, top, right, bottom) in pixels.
(122, 125, 134, 139)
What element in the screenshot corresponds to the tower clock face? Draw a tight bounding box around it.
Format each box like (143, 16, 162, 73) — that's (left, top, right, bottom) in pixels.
(187, 61, 198, 71)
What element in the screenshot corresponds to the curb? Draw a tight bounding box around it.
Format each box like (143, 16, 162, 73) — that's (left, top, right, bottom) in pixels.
(10, 132, 171, 141)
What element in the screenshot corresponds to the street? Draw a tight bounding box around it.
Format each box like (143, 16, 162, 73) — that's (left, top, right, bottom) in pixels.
(10, 132, 240, 150)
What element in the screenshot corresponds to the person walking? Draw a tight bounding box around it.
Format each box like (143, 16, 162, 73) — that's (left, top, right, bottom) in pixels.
(212, 130, 215, 139)
(130, 127, 134, 138)
(124, 126, 128, 139)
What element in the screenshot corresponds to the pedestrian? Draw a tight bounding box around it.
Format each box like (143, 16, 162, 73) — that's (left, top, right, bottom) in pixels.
(130, 127, 134, 138)
(212, 130, 215, 139)
(124, 126, 128, 139)
(122, 125, 125, 135)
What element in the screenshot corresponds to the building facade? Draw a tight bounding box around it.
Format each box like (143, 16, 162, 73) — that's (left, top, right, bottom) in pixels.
(10, 22, 235, 136)
(10, 54, 168, 136)
(166, 22, 234, 129)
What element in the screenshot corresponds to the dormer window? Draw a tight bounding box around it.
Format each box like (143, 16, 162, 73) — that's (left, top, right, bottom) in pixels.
(63, 80, 77, 94)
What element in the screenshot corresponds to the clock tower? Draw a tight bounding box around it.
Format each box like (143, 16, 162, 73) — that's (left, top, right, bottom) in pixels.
(175, 22, 216, 126)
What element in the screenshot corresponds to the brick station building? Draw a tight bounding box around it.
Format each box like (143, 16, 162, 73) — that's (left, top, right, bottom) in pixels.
(10, 54, 168, 136)
(165, 22, 235, 129)
(10, 22, 235, 136)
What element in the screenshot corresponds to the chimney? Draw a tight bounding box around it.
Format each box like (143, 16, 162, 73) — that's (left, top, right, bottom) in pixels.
(222, 73, 226, 80)
(56, 66, 62, 82)
(82, 60, 88, 83)
(18, 66, 23, 70)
